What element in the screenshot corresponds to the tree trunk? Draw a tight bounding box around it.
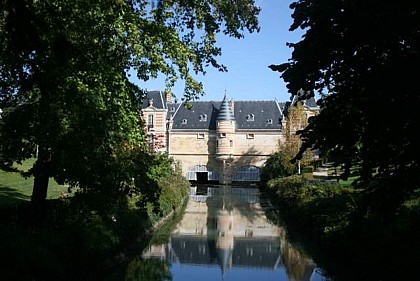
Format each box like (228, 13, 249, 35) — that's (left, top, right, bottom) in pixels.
(31, 146, 51, 204)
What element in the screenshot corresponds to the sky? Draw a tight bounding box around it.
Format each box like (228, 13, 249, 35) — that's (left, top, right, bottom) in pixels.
(135, 0, 303, 103)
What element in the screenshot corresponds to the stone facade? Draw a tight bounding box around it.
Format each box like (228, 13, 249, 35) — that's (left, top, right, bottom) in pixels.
(141, 91, 318, 184)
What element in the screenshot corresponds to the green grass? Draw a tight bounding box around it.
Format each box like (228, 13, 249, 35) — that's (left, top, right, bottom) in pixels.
(337, 175, 358, 186)
(0, 159, 69, 206)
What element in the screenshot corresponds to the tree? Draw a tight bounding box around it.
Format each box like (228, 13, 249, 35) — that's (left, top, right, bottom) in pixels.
(260, 151, 296, 185)
(270, 1, 420, 211)
(0, 0, 260, 205)
(260, 100, 314, 184)
(283, 100, 314, 170)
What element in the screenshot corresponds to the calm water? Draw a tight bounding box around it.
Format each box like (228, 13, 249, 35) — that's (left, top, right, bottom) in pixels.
(141, 186, 330, 281)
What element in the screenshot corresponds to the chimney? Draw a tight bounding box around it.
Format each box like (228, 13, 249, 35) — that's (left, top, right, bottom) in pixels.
(165, 91, 172, 103)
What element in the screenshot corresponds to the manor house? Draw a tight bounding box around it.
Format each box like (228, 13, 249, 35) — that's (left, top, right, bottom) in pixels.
(141, 91, 318, 184)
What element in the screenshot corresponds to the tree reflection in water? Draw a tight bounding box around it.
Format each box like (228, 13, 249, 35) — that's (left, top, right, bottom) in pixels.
(125, 258, 172, 281)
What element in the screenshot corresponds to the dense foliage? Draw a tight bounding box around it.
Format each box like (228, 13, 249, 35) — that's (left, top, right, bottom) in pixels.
(264, 176, 420, 281)
(260, 151, 297, 183)
(270, 0, 420, 212)
(260, 101, 314, 183)
(0, 0, 260, 205)
(264, 4, 420, 277)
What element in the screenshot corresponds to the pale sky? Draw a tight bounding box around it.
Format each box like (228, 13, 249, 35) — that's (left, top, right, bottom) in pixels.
(135, 1, 303, 102)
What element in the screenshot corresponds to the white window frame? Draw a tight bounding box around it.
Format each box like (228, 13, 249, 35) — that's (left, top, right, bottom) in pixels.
(246, 114, 255, 121)
(199, 114, 207, 122)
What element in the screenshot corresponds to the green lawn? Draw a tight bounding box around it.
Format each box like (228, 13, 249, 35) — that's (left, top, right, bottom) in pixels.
(0, 159, 69, 206)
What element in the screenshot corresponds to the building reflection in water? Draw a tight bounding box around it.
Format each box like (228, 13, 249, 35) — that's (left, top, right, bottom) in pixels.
(142, 186, 327, 281)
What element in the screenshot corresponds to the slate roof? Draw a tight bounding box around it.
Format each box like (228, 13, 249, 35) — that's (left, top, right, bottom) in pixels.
(170, 100, 284, 131)
(141, 91, 319, 131)
(282, 96, 318, 116)
(141, 90, 166, 109)
(234, 101, 283, 131)
(169, 101, 221, 130)
(303, 96, 318, 108)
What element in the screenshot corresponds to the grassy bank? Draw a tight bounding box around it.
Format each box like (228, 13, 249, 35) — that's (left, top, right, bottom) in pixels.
(261, 176, 420, 281)
(0, 159, 69, 206)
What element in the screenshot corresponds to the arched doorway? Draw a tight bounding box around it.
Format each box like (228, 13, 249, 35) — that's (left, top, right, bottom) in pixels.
(232, 165, 260, 182)
(186, 165, 220, 183)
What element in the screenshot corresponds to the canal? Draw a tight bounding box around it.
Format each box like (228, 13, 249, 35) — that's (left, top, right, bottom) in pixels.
(141, 186, 330, 281)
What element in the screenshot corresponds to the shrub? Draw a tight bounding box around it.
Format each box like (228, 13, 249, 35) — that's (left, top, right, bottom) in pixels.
(146, 163, 189, 225)
(260, 151, 297, 185)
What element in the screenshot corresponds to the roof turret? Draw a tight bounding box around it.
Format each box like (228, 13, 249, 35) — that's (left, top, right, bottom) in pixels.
(216, 92, 235, 121)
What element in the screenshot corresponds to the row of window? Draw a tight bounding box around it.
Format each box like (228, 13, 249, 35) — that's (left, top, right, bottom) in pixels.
(148, 112, 277, 125)
(179, 116, 274, 124)
(245, 114, 273, 124)
(148, 114, 258, 140)
(197, 133, 255, 139)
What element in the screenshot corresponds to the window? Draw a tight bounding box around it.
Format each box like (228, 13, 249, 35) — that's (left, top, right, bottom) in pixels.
(181, 119, 187, 124)
(245, 229, 253, 237)
(247, 133, 255, 139)
(246, 114, 254, 121)
(197, 133, 205, 139)
(219, 133, 226, 138)
(232, 166, 261, 182)
(148, 114, 154, 126)
(199, 114, 207, 122)
(230, 140, 233, 147)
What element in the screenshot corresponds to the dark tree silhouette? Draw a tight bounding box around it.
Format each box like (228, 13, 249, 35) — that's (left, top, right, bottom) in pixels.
(270, 0, 420, 212)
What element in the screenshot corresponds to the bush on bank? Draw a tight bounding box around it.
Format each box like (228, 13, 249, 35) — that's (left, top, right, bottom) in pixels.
(264, 176, 358, 237)
(145, 164, 190, 225)
(262, 175, 420, 281)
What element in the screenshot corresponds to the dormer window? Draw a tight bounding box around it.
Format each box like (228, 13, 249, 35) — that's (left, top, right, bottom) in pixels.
(199, 114, 207, 122)
(246, 114, 254, 121)
(170, 107, 175, 112)
(181, 119, 187, 124)
(267, 119, 273, 124)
